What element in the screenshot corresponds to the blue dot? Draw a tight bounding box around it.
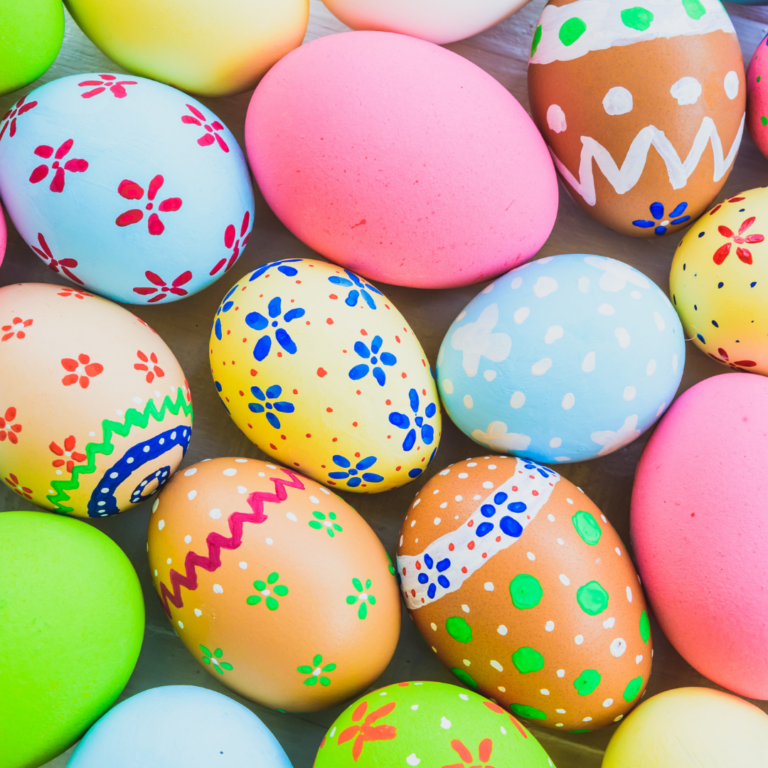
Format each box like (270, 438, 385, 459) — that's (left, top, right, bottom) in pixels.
(215, 381, 222, 392)
(418, 573, 429, 584)
(500, 516, 523, 538)
(481, 504, 496, 518)
(427, 584, 437, 599)
(408, 468, 423, 479)
(424, 553, 434, 569)
(437, 558, 451, 572)
(508, 501, 527, 514)
(741, 209, 746, 212)
(477, 522, 494, 537)
(718, 282, 724, 288)
(271, 320, 278, 327)
(712, 320, 719, 328)
(494, 492, 508, 505)
(752, 282, 757, 288)
(698, 233, 704, 238)
(437, 575, 450, 589)
(694, 305, 698, 311)
(697, 333, 706, 343)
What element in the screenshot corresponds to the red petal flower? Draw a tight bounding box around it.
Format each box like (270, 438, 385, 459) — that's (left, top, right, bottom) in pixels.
(133, 287, 157, 296)
(713, 243, 731, 265)
(718, 225, 734, 238)
(64, 435, 76, 452)
(6, 407, 16, 421)
(738, 248, 753, 265)
(110, 84, 128, 98)
(450, 740, 474, 763)
(225, 224, 236, 249)
(240, 211, 250, 237)
(64, 158, 88, 173)
(62, 374, 79, 386)
(29, 165, 49, 184)
(148, 213, 165, 235)
(182, 116, 202, 126)
(79, 376, 90, 389)
(739, 217, 756, 236)
(145, 272, 167, 287)
(148, 175, 164, 201)
(78, 354, 90, 365)
(34, 145, 53, 158)
(116, 209, 144, 227)
(198, 134, 215, 147)
(61, 358, 79, 372)
(55, 139, 73, 160)
(147, 293, 168, 303)
(137, 351, 149, 363)
(119, 180, 144, 199)
(214, 133, 229, 153)
(84, 362, 103, 377)
(172, 271, 192, 287)
(49, 167, 66, 193)
(186, 104, 206, 121)
(159, 197, 182, 212)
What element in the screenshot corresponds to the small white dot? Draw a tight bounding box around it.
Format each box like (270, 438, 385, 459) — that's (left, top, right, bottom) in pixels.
(455, 495, 463, 502)
(213, 584, 223, 594)
(623, 386, 636, 401)
(575, 635, 584, 645)
(184, 535, 191, 544)
(239, 562, 248, 570)
(527, 552, 536, 561)
(603, 617, 616, 629)
(557, 538, 564, 545)
(566, 498, 573, 505)
(540, 689, 550, 696)
(266, 538, 273, 545)
(561, 393, 575, 410)
(583, 717, 593, 723)
(431, 623, 437, 631)
(458, 473, 469, 479)
(636, 655, 643, 665)
(187, 491, 197, 501)
(611, 638, 627, 658)
(627, 586, 633, 603)
(223, 468, 237, 477)
(510, 391, 526, 409)
(184, 468, 198, 477)
(615, 547, 621, 556)
(237, 486, 248, 494)
(434, 517, 442, 525)
(461, 605, 470, 614)
(557, 669, 565, 678)
(491, 660, 503, 672)
(482, 481, 493, 489)
(463, 660, 470, 667)
(545, 621, 555, 632)
(603, 699, 613, 708)
(158, 520, 165, 530)
(209, 508, 222, 520)
(463, 395, 473, 409)
(614, 715, 624, 723)
(559, 574, 570, 586)
(309, 495, 319, 504)
(498, 687, 506, 693)
(166, 558, 172, 565)
(548, 514, 555, 522)
(550, 437, 562, 448)
(497, 625, 508, 636)
(177, 621, 184, 629)
(194, 609, 202, 617)
(439, 502, 447, 509)
(488, 464, 497, 470)
(441, 717, 452, 729)
(484, 582, 494, 592)
(152, 499, 160, 513)
(556, 709, 566, 714)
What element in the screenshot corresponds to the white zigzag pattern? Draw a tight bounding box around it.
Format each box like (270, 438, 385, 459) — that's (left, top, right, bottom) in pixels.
(554, 114, 745, 207)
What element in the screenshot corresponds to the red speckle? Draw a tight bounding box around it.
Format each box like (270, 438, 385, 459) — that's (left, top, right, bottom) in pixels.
(468, 520, 474, 527)
(448, 543, 455, 551)
(326, 318, 334, 325)
(293, 389, 298, 395)
(352, 422, 358, 427)
(354, 452, 361, 458)
(329, 294, 338, 300)
(332, 437, 338, 442)
(306, 434, 312, 438)
(395, 336, 401, 343)
(401, 372, 407, 379)
(356, 390, 361, 395)
(482, 552, 487, 559)
(396, 465, 402, 471)
(386, 399, 392, 406)
(416, 561, 421, 570)
(326, 407, 333, 413)
(270, 444, 276, 450)
(512, 486, 518, 492)
(317, 368, 328, 377)
(691, 513, 695, 517)
(496, 536, 501, 542)
(281, 435, 286, 441)
(532, 490, 539, 497)
(250, 369, 257, 376)
(461, 566, 468, 574)
(468, 541, 475, 550)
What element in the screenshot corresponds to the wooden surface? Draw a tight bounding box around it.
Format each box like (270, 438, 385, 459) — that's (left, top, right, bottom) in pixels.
(1, 2, 767, 766)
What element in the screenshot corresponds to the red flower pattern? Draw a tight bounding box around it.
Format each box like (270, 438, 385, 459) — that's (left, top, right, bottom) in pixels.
(182, 104, 229, 152)
(714, 217, 765, 265)
(31, 233, 85, 284)
(708, 347, 757, 370)
(133, 270, 192, 303)
(29, 139, 89, 193)
(338, 701, 397, 761)
(116, 175, 182, 235)
(135, 350, 165, 383)
(1, 317, 33, 342)
(49, 435, 87, 473)
(6, 473, 32, 500)
(0, 95, 38, 141)
(442, 739, 495, 768)
(211, 211, 251, 275)
(61, 354, 104, 388)
(0, 408, 22, 444)
(79, 74, 137, 99)
(58, 288, 91, 299)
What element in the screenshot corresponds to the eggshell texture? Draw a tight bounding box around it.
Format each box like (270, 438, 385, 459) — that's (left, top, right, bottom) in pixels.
(398, 457, 652, 732)
(603, 688, 768, 768)
(0, 0, 64, 96)
(528, 0, 745, 238)
(0, 74, 254, 304)
(0, 283, 193, 518)
(147, 458, 401, 712)
(64, 0, 309, 97)
(632, 373, 768, 699)
(670, 188, 768, 374)
(246, 32, 558, 289)
(314, 681, 554, 767)
(320, 0, 533, 45)
(210, 259, 441, 492)
(68, 686, 292, 768)
(437, 255, 684, 464)
(748, 35, 768, 159)
(0, 511, 144, 768)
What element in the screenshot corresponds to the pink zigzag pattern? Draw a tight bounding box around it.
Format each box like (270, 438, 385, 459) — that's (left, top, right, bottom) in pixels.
(158, 468, 305, 617)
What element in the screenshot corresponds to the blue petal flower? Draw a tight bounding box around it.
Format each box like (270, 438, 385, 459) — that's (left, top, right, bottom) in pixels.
(380, 352, 397, 366)
(371, 336, 383, 354)
(403, 429, 417, 452)
(275, 328, 297, 354)
(421, 424, 435, 445)
(362, 472, 384, 482)
(266, 412, 281, 429)
(349, 364, 369, 381)
(632, 220, 655, 229)
(266, 384, 281, 398)
(327, 270, 383, 309)
(356, 456, 377, 471)
(246, 312, 268, 331)
(214, 318, 222, 340)
(251, 386, 266, 400)
(248, 403, 265, 414)
(347, 477, 362, 488)
(329, 471, 349, 480)
(333, 455, 351, 469)
(372, 367, 385, 386)
(669, 202, 688, 218)
(268, 297, 282, 318)
(284, 308, 305, 323)
(329, 276, 354, 287)
(650, 202, 665, 220)
(425, 402, 437, 418)
(254, 335, 271, 361)
(345, 290, 359, 307)
(250, 259, 302, 281)
(389, 412, 410, 429)
(409, 389, 419, 413)
(354, 341, 370, 359)
(274, 402, 294, 414)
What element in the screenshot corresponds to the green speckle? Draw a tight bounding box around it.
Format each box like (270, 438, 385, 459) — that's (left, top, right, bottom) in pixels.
(559, 17, 587, 47)
(510, 704, 547, 720)
(510, 573, 543, 610)
(512, 646, 545, 674)
(574, 669, 601, 696)
(531, 24, 543, 58)
(452, 668, 478, 690)
(758, 76, 762, 83)
(762, 116, 768, 126)
(640, 610, 651, 644)
(577, 581, 610, 616)
(446, 616, 473, 644)
(621, 7, 654, 31)
(682, 0, 706, 20)
(624, 676, 644, 702)
(572, 511, 602, 546)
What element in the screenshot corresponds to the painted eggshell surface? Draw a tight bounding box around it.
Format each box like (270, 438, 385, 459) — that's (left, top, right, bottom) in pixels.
(0, 283, 193, 518)
(437, 255, 684, 464)
(246, 31, 558, 289)
(397, 457, 652, 732)
(147, 458, 401, 712)
(528, 0, 745, 238)
(314, 681, 554, 767)
(0, 74, 254, 304)
(631, 373, 768, 699)
(64, 0, 309, 97)
(210, 259, 441, 492)
(670, 188, 768, 373)
(320, 0, 533, 45)
(67, 686, 292, 768)
(748, 36, 768, 159)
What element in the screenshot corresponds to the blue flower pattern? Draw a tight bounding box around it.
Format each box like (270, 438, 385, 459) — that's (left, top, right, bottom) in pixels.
(249, 259, 302, 281)
(328, 455, 384, 488)
(633, 202, 691, 236)
(349, 336, 397, 386)
(416, 553, 452, 600)
(328, 270, 383, 309)
(248, 385, 295, 429)
(389, 389, 437, 474)
(213, 284, 238, 341)
(246, 296, 305, 361)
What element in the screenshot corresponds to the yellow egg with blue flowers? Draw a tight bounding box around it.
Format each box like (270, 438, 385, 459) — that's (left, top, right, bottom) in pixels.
(209, 259, 441, 492)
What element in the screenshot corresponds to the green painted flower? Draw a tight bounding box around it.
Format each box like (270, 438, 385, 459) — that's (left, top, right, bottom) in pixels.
(246, 572, 289, 610)
(346, 577, 377, 619)
(200, 645, 233, 675)
(308, 510, 343, 537)
(297, 654, 337, 686)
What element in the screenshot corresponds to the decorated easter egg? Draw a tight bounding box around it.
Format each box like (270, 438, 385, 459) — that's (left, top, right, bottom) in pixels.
(0, 283, 193, 518)
(0, 74, 254, 304)
(68, 686, 292, 768)
(314, 681, 554, 767)
(398, 457, 652, 732)
(0, 511, 144, 768)
(64, 0, 309, 97)
(246, 32, 558, 290)
(670, 188, 768, 373)
(0, 201, 6, 268)
(528, 0, 745, 238)
(437, 255, 684, 464)
(320, 0, 533, 45)
(748, 35, 768, 159)
(147, 457, 401, 712)
(632, 373, 768, 699)
(603, 688, 768, 768)
(210, 259, 441, 492)
(0, 0, 64, 96)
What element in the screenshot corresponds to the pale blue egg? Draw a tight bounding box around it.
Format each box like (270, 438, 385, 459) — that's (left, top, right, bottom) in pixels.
(437, 254, 685, 463)
(0, 74, 254, 304)
(67, 686, 292, 768)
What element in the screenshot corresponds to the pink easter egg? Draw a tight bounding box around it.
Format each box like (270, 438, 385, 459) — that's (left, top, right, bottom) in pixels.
(747, 34, 768, 159)
(245, 31, 558, 289)
(631, 373, 768, 699)
(0, 201, 5, 268)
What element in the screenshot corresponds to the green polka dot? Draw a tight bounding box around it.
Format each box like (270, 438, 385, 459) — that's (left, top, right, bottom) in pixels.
(446, 617, 472, 644)
(758, 76, 762, 83)
(510, 574, 543, 610)
(452, 668, 478, 690)
(531, 24, 543, 58)
(762, 116, 768, 126)
(510, 704, 547, 720)
(621, 7, 654, 31)
(559, 17, 587, 47)
(512, 647, 545, 674)
(623, 676, 644, 702)
(577, 581, 610, 616)
(573, 669, 601, 696)
(682, 0, 706, 20)
(640, 610, 651, 644)
(572, 511, 602, 546)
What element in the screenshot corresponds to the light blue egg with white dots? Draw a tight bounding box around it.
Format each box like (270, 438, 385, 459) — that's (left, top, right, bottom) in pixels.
(437, 254, 685, 463)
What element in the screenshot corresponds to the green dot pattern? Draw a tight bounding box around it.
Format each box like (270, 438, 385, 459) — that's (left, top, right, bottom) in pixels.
(452, 668, 478, 690)
(577, 581, 610, 616)
(510, 704, 548, 720)
(640, 610, 651, 644)
(574, 669, 601, 696)
(531, 24, 543, 58)
(512, 646, 545, 674)
(621, 7, 654, 31)
(624, 676, 644, 702)
(572, 511, 602, 546)
(682, 0, 706, 20)
(510, 573, 543, 610)
(559, 17, 587, 47)
(446, 616, 473, 644)
(762, 116, 767, 126)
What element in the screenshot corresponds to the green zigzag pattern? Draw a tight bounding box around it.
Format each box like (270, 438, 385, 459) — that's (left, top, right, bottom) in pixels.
(47, 387, 194, 513)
